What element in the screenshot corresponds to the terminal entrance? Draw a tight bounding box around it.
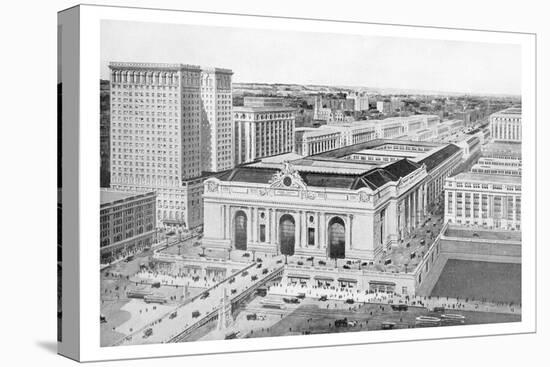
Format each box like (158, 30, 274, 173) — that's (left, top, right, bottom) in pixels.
(328, 217, 346, 259)
(279, 214, 296, 256)
(234, 210, 247, 250)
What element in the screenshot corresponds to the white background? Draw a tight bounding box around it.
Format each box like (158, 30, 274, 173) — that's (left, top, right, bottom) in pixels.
(0, 0, 548, 365)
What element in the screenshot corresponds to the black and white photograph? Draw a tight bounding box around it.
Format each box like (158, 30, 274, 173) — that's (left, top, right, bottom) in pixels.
(97, 16, 526, 348)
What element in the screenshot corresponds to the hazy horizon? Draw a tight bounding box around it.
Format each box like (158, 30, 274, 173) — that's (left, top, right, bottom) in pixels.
(101, 20, 522, 96)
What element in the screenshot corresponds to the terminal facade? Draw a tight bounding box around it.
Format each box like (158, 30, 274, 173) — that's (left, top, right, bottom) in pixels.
(202, 140, 462, 262)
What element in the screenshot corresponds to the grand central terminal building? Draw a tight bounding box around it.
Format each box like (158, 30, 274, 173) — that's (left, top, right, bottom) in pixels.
(202, 139, 462, 262)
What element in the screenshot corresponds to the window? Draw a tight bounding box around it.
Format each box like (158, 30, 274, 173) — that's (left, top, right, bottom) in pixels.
(259, 224, 266, 243)
(308, 228, 315, 246)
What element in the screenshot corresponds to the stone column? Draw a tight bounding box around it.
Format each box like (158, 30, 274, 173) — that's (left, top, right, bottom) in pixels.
(316, 212, 321, 248)
(320, 212, 326, 249)
(251, 207, 257, 243)
(301, 212, 307, 247)
(345, 216, 351, 252)
(349, 214, 354, 249)
(269, 209, 276, 245)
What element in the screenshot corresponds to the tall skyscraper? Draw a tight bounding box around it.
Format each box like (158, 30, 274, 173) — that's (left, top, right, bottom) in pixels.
(200, 68, 234, 173)
(108, 62, 234, 229)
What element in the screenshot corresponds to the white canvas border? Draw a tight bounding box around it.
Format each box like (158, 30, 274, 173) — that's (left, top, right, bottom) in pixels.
(77, 4, 536, 362)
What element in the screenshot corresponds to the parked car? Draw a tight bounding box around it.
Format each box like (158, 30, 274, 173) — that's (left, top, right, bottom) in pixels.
(343, 265, 350, 269)
(384, 258, 392, 265)
(200, 291, 209, 299)
(241, 271, 249, 277)
(296, 293, 306, 299)
(228, 277, 235, 284)
(432, 307, 445, 313)
(192, 310, 200, 318)
(251, 275, 258, 281)
(169, 311, 177, 319)
(256, 258, 263, 263)
(319, 295, 328, 301)
(231, 289, 237, 295)
(345, 298, 355, 304)
(283, 297, 300, 304)
(381, 321, 396, 330)
(242, 253, 250, 258)
(246, 313, 257, 321)
(256, 263, 262, 269)
(391, 304, 409, 311)
(100, 315, 107, 323)
(262, 268, 268, 275)
(318, 260, 326, 266)
(335, 318, 349, 327)
(151, 281, 161, 288)
(297, 261, 304, 266)
(306, 256, 314, 261)
(143, 328, 153, 338)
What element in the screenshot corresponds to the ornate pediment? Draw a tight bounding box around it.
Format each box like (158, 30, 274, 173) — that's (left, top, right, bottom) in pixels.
(268, 161, 307, 190)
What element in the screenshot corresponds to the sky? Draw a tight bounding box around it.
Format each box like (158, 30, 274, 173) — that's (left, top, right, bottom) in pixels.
(100, 20, 521, 95)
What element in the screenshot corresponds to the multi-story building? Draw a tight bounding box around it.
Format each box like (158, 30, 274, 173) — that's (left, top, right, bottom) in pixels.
(294, 127, 341, 156)
(200, 67, 234, 173)
(203, 139, 461, 260)
(100, 80, 110, 187)
(444, 173, 521, 230)
(234, 97, 295, 165)
(376, 100, 392, 114)
(346, 91, 370, 111)
(109, 62, 230, 229)
(481, 141, 522, 161)
(489, 107, 522, 142)
(100, 189, 156, 263)
(374, 119, 406, 138)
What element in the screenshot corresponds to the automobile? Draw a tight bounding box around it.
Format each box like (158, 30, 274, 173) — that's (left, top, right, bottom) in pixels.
(361, 262, 368, 267)
(256, 287, 267, 297)
(384, 258, 392, 265)
(242, 253, 251, 258)
(296, 261, 304, 266)
(410, 253, 416, 259)
(335, 318, 349, 327)
(319, 295, 328, 301)
(100, 315, 107, 323)
(420, 239, 426, 245)
(151, 281, 161, 288)
(169, 311, 177, 319)
(343, 265, 350, 269)
(200, 291, 210, 299)
(125, 255, 134, 262)
(432, 306, 445, 313)
(381, 321, 396, 330)
(345, 298, 355, 304)
(306, 256, 314, 261)
(241, 271, 249, 277)
(391, 304, 409, 311)
(283, 297, 300, 304)
(224, 331, 240, 340)
(166, 231, 175, 236)
(347, 320, 358, 327)
(251, 275, 258, 281)
(262, 268, 268, 275)
(192, 310, 201, 318)
(256, 263, 262, 269)
(143, 328, 153, 338)
(318, 260, 327, 266)
(256, 258, 263, 263)
(198, 253, 206, 257)
(246, 313, 257, 321)
(296, 293, 306, 299)
(228, 277, 235, 284)
(231, 289, 237, 295)
(346, 260, 353, 265)
(276, 259, 283, 264)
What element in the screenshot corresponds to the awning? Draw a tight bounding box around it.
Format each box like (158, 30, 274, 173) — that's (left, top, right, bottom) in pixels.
(369, 280, 396, 286)
(314, 276, 334, 281)
(163, 219, 185, 225)
(337, 277, 358, 283)
(287, 274, 310, 279)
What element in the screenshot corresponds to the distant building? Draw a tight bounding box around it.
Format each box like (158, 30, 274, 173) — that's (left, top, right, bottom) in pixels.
(234, 97, 296, 165)
(100, 80, 110, 187)
(444, 173, 521, 230)
(481, 141, 522, 160)
(489, 107, 522, 142)
(100, 189, 156, 263)
(346, 91, 370, 111)
(376, 100, 392, 114)
(294, 127, 341, 155)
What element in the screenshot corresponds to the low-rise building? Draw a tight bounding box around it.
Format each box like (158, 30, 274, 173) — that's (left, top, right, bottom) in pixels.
(444, 173, 521, 230)
(100, 189, 157, 263)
